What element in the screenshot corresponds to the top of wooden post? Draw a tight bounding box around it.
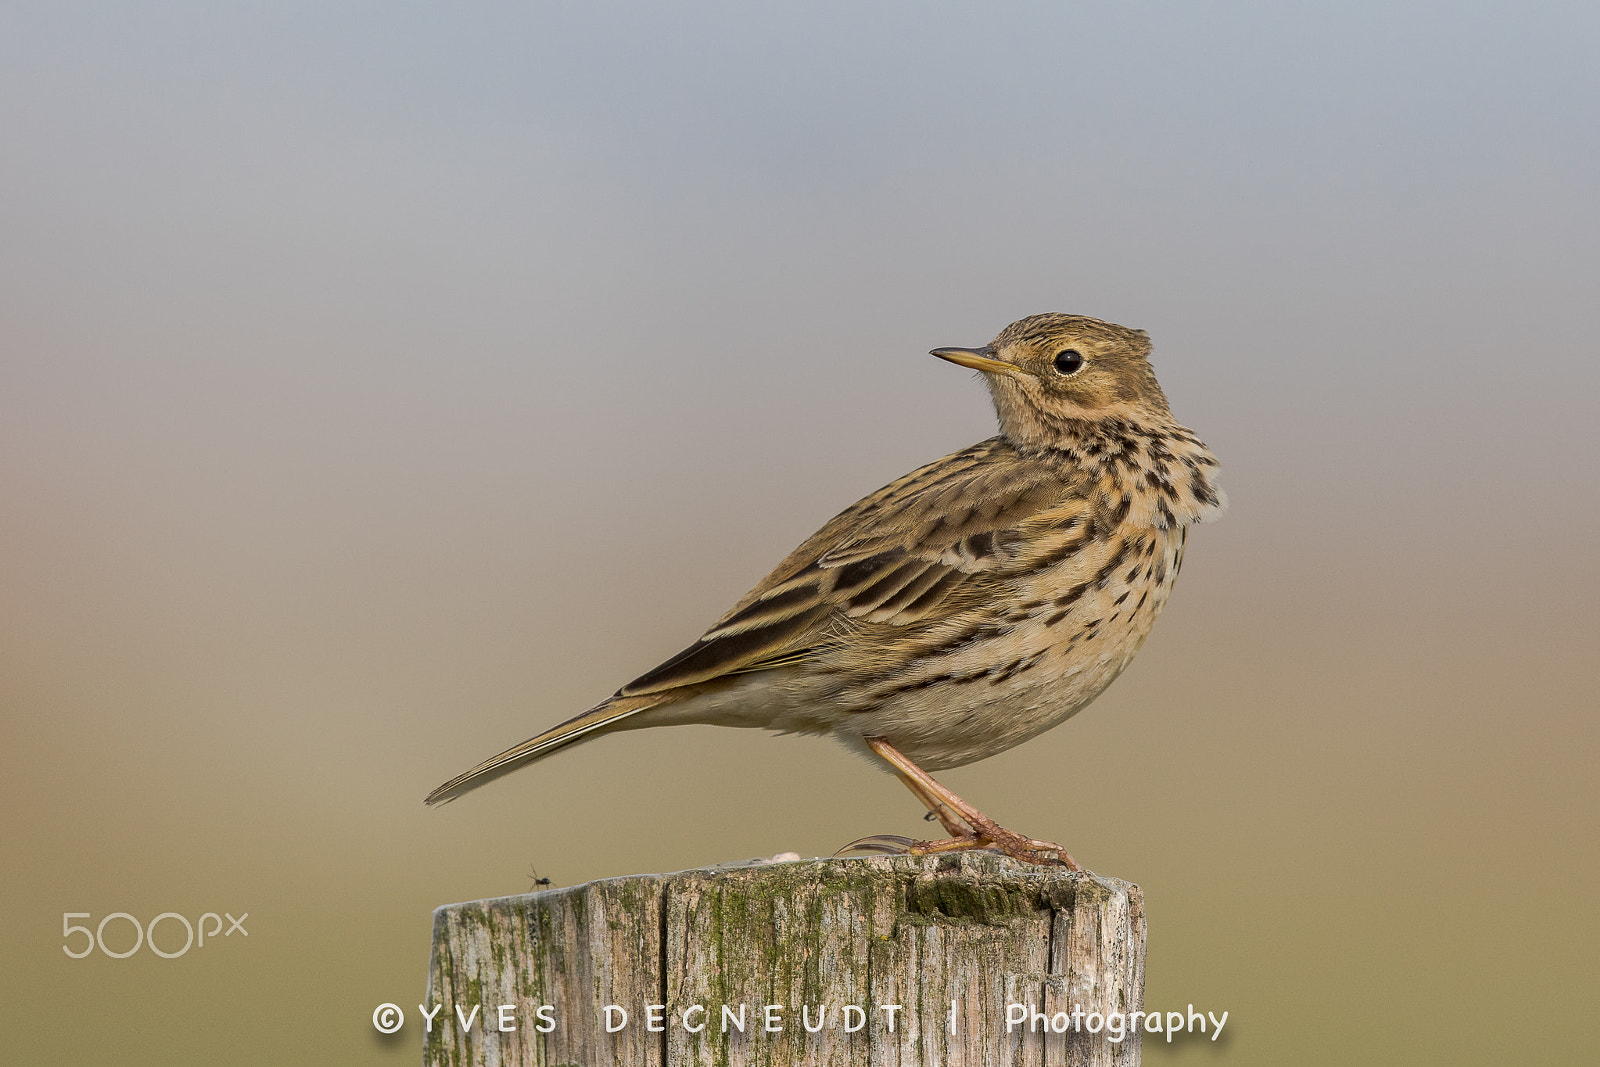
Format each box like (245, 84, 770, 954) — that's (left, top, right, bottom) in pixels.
(425, 852, 1146, 1066)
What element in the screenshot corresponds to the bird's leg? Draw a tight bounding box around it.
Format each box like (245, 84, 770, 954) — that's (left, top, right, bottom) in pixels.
(890, 770, 970, 838)
(839, 738, 1082, 870)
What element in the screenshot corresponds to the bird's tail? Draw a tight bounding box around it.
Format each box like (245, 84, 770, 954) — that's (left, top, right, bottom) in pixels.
(423, 694, 662, 806)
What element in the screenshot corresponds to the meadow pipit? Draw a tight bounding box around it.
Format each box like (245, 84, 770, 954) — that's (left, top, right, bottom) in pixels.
(427, 313, 1225, 868)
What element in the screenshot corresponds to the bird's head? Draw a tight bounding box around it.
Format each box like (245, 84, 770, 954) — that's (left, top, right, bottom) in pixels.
(932, 313, 1172, 450)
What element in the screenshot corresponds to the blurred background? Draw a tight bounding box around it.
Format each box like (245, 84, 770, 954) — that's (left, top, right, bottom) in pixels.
(2, 2, 1596, 1064)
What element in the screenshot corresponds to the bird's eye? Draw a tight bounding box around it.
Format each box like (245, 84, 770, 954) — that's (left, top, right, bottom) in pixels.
(1053, 349, 1085, 375)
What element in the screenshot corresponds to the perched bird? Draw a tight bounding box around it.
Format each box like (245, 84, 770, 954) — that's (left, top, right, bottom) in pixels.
(426, 313, 1225, 867)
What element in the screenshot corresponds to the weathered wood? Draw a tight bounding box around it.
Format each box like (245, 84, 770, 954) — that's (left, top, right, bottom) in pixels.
(423, 853, 1145, 1066)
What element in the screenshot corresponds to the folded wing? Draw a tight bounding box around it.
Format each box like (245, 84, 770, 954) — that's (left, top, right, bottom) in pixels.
(618, 437, 1086, 696)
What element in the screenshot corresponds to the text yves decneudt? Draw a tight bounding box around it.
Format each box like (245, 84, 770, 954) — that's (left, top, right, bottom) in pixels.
(372, 1001, 1228, 1044)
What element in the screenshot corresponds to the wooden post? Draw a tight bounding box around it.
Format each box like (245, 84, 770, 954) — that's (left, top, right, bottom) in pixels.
(423, 852, 1146, 1066)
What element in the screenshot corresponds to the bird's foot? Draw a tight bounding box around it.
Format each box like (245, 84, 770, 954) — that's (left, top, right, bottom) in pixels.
(906, 823, 1082, 869)
(848, 738, 1084, 869)
(837, 820, 1081, 870)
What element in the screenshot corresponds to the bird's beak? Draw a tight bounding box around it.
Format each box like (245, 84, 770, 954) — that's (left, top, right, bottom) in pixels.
(930, 345, 1017, 377)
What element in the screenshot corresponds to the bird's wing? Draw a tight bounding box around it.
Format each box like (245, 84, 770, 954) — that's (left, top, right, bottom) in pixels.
(617, 437, 1086, 696)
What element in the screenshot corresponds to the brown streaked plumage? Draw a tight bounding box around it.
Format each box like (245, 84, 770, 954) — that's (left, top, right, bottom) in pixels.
(426, 313, 1225, 868)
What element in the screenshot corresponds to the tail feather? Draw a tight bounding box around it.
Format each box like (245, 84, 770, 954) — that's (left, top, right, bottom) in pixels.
(424, 695, 660, 806)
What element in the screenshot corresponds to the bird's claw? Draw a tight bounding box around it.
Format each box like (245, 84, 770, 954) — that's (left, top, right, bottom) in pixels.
(834, 834, 918, 856)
